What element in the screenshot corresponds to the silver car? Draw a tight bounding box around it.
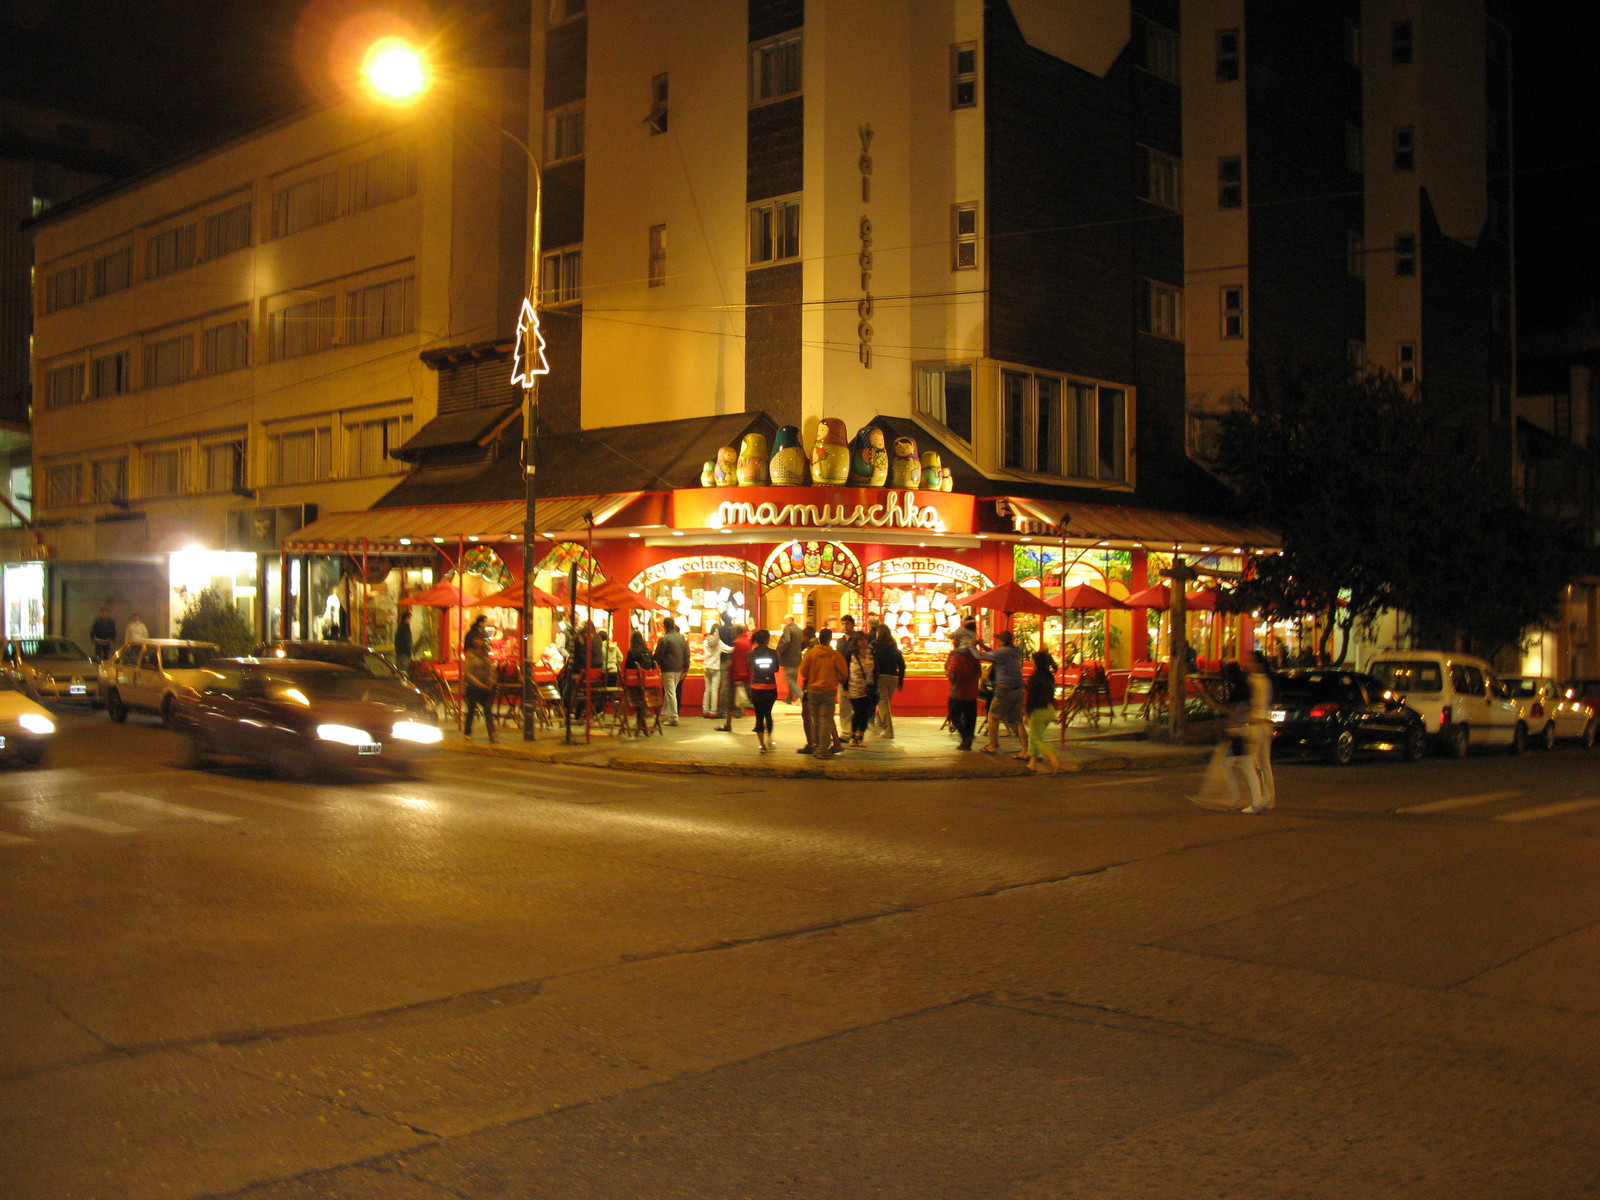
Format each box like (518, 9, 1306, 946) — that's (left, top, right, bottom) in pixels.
(2, 637, 100, 706)
(100, 639, 220, 726)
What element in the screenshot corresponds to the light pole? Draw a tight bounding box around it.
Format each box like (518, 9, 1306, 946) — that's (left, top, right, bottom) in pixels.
(362, 39, 548, 742)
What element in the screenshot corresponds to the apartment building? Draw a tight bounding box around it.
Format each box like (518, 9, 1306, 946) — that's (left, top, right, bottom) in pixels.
(26, 72, 528, 645)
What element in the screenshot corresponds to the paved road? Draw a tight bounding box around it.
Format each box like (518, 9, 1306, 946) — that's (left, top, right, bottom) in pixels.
(2, 710, 1597, 1199)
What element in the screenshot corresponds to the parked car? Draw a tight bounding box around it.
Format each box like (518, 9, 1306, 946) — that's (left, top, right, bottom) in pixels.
(174, 658, 442, 778)
(1564, 679, 1600, 707)
(1503, 676, 1598, 749)
(254, 639, 435, 717)
(1365, 650, 1526, 757)
(99, 639, 220, 726)
(1, 636, 100, 706)
(0, 674, 57, 766)
(1269, 669, 1428, 765)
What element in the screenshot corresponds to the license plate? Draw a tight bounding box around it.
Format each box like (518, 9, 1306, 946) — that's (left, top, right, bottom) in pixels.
(357, 742, 382, 755)
(69, 684, 87, 695)
(0, 736, 6, 749)
(1271, 709, 1287, 723)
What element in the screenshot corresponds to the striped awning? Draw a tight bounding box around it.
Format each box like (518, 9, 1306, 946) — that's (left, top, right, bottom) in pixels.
(282, 494, 634, 553)
(997, 497, 1278, 552)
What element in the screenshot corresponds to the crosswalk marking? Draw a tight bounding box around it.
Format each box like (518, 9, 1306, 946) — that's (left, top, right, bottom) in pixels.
(1076, 775, 1160, 788)
(97, 791, 241, 824)
(1397, 791, 1522, 814)
(1493, 797, 1600, 824)
(441, 763, 580, 793)
(0, 830, 34, 845)
(5, 800, 139, 834)
(188, 783, 325, 812)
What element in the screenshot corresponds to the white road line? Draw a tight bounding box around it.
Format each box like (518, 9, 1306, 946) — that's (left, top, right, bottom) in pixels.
(0, 830, 35, 845)
(5, 800, 139, 834)
(1494, 798, 1600, 824)
(188, 783, 325, 812)
(1396, 791, 1522, 814)
(97, 791, 242, 824)
(1074, 775, 1160, 788)
(436, 763, 580, 793)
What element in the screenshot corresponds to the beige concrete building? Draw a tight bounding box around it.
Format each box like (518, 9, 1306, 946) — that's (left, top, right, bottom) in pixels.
(26, 73, 527, 645)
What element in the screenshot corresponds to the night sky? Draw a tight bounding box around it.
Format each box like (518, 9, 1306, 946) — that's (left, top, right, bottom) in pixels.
(1, 0, 1595, 329)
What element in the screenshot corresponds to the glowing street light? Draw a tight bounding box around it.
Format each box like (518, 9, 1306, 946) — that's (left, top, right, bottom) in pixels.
(361, 38, 429, 101)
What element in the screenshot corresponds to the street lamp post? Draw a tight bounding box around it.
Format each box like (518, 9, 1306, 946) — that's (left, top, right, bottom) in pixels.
(362, 39, 548, 742)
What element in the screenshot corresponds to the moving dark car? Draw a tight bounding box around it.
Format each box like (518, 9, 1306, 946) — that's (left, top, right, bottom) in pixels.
(254, 639, 435, 717)
(1269, 669, 1427, 765)
(177, 659, 442, 779)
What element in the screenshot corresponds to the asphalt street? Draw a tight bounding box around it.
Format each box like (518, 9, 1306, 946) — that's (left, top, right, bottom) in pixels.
(1, 708, 1597, 1199)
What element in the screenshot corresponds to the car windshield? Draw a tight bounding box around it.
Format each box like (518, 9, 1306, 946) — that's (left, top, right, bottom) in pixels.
(1276, 674, 1362, 702)
(1369, 660, 1442, 694)
(264, 669, 396, 704)
(261, 644, 403, 680)
(161, 646, 216, 670)
(17, 638, 89, 659)
(1503, 679, 1541, 697)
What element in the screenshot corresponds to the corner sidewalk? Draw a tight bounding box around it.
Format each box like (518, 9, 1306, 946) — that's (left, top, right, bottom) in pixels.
(441, 704, 1213, 779)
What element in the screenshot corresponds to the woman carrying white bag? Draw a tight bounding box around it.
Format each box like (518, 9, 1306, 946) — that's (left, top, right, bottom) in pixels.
(1190, 649, 1276, 813)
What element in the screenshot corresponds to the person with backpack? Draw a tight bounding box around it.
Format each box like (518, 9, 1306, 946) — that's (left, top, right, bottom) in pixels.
(746, 629, 781, 753)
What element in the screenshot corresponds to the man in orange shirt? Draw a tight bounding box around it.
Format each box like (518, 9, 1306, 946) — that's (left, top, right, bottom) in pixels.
(796, 628, 849, 759)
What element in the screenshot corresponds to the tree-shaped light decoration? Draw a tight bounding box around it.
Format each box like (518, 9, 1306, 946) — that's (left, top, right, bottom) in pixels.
(511, 296, 551, 387)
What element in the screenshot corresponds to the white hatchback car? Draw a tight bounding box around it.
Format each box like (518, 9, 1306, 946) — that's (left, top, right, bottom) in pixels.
(1503, 676, 1598, 749)
(100, 639, 221, 726)
(1366, 650, 1526, 757)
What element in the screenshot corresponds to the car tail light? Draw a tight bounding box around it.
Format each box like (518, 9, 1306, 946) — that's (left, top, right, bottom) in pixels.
(1531, 702, 1544, 719)
(1308, 703, 1337, 719)
(1440, 705, 1453, 725)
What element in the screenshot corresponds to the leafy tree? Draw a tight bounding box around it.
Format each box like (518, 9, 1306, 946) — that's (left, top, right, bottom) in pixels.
(1214, 366, 1580, 661)
(176, 587, 256, 657)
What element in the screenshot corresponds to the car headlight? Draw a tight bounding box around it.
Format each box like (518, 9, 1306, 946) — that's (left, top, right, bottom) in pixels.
(316, 723, 372, 745)
(392, 720, 443, 744)
(18, 713, 55, 735)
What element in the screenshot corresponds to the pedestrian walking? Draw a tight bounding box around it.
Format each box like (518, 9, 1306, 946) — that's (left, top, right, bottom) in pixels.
(464, 614, 489, 655)
(747, 629, 780, 753)
(846, 636, 876, 746)
(945, 644, 981, 751)
(393, 610, 413, 677)
(701, 627, 724, 717)
(462, 640, 496, 742)
(796, 628, 848, 758)
(717, 625, 753, 731)
(653, 618, 688, 725)
(776, 615, 804, 704)
(973, 630, 1027, 754)
(871, 624, 904, 738)
(622, 631, 656, 735)
(1023, 650, 1061, 774)
(90, 605, 116, 662)
(1190, 648, 1277, 812)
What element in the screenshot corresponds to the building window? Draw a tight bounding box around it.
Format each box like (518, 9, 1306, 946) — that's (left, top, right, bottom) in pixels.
(91, 456, 127, 504)
(350, 145, 418, 211)
(1393, 126, 1414, 170)
(1347, 231, 1365, 278)
(952, 203, 978, 269)
(1217, 156, 1243, 209)
(1002, 371, 1129, 482)
(345, 413, 413, 477)
(346, 276, 415, 343)
(269, 426, 332, 485)
(201, 318, 250, 374)
(203, 202, 252, 259)
(751, 32, 802, 104)
(44, 361, 84, 408)
(1391, 19, 1413, 65)
(203, 440, 246, 493)
(1394, 232, 1417, 277)
(1220, 286, 1244, 339)
(142, 333, 194, 388)
(1345, 123, 1363, 173)
(541, 246, 583, 305)
(1138, 146, 1181, 210)
(46, 462, 81, 508)
(267, 295, 335, 359)
(545, 103, 585, 164)
(748, 197, 800, 266)
(1397, 342, 1417, 384)
(270, 171, 339, 238)
(146, 224, 197, 278)
(1136, 18, 1179, 85)
(648, 224, 667, 286)
(951, 43, 977, 108)
(648, 73, 669, 134)
(93, 248, 131, 296)
(91, 350, 129, 398)
(547, 0, 585, 25)
(140, 445, 190, 498)
(1215, 28, 1240, 81)
(1139, 279, 1183, 339)
(44, 264, 87, 312)
(916, 365, 973, 445)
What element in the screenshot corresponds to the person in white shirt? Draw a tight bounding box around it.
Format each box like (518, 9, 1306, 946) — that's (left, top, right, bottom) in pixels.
(123, 613, 149, 646)
(701, 628, 724, 718)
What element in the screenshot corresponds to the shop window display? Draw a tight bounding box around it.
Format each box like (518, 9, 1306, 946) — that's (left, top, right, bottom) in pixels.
(627, 555, 758, 673)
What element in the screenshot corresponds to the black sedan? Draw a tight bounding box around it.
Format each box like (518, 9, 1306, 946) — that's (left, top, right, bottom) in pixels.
(254, 639, 436, 718)
(1269, 669, 1427, 765)
(175, 659, 442, 779)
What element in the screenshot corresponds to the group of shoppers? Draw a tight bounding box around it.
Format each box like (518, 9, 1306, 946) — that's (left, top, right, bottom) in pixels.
(943, 622, 1060, 773)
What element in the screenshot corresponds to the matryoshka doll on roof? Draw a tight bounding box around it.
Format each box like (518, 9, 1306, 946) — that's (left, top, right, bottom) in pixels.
(810, 418, 850, 485)
(847, 424, 889, 487)
(890, 437, 920, 488)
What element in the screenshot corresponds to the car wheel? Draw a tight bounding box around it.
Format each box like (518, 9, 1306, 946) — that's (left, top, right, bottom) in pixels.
(268, 742, 311, 781)
(1538, 721, 1557, 751)
(1326, 729, 1356, 766)
(159, 694, 176, 728)
(1509, 722, 1527, 756)
(184, 733, 212, 770)
(1443, 723, 1470, 759)
(1402, 725, 1427, 762)
(106, 689, 128, 723)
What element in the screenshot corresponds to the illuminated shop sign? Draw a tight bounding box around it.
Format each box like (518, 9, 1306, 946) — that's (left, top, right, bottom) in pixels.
(866, 557, 992, 593)
(673, 487, 974, 535)
(628, 556, 759, 592)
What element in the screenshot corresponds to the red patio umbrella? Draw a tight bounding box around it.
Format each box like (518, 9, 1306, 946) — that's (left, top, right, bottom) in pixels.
(1122, 584, 1221, 612)
(956, 580, 1058, 618)
(1048, 583, 1128, 611)
(474, 579, 564, 609)
(398, 578, 488, 608)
